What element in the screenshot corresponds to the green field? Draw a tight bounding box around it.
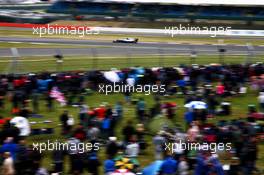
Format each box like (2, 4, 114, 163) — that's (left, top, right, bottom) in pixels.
(0, 42, 97, 48)
(1, 54, 263, 73)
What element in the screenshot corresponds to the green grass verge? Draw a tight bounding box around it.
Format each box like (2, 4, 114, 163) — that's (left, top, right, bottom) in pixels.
(1, 54, 263, 73)
(0, 42, 98, 48)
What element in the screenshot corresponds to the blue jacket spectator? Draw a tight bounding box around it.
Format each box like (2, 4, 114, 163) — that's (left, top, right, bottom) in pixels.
(159, 156, 178, 174)
(104, 159, 116, 174)
(194, 154, 209, 175)
(0, 138, 18, 160)
(184, 111, 194, 125)
(209, 156, 225, 175)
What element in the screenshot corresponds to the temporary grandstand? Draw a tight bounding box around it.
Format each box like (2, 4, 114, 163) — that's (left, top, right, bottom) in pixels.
(47, 0, 264, 22)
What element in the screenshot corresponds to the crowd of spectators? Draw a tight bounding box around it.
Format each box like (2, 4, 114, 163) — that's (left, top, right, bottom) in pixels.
(0, 63, 263, 175)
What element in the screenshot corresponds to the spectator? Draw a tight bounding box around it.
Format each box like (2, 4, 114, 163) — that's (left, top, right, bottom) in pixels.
(106, 137, 119, 158)
(0, 137, 17, 161)
(114, 101, 123, 120)
(102, 115, 112, 139)
(136, 123, 146, 150)
(208, 154, 225, 175)
(1, 152, 15, 175)
(79, 103, 88, 124)
(216, 83, 225, 97)
(104, 155, 116, 175)
(60, 110, 69, 134)
(125, 135, 139, 158)
(67, 136, 80, 173)
(177, 155, 189, 175)
(87, 125, 100, 141)
(187, 122, 200, 142)
(258, 92, 264, 112)
(95, 104, 106, 120)
(122, 120, 135, 143)
(194, 152, 210, 175)
(136, 98, 146, 121)
(184, 109, 194, 129)
(207, 93, 219, 116)
(73, 125, 86, 142)
(172, 139, 185, 161)
(31, 90, 39, 113)
(14, 139, 27, 174)
(159, 153, 178, 175)
(52, 144, 64, 174)
(153, 131, 166, 160)
(45, 92, 53, 111)
(86, 151, 100, 175)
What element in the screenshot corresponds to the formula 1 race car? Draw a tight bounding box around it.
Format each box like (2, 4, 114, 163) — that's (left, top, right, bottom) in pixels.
(113, 38, 138, 43)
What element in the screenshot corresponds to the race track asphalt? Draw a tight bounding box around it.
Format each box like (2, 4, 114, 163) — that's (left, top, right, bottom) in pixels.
(0, 37, 263, 57)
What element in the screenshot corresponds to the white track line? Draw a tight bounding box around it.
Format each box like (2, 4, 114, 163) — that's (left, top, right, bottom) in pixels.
(29, 42, 49, 45)
(8, 42, 23, 44)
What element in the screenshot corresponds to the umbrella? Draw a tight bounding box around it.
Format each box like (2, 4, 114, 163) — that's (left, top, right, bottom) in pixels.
(115, 156, 138, 170)
(104, 71, 120, 83)
(142, 160, 163, 175)
(184, 101, 207, 109)
(10, 116, 31, 136)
